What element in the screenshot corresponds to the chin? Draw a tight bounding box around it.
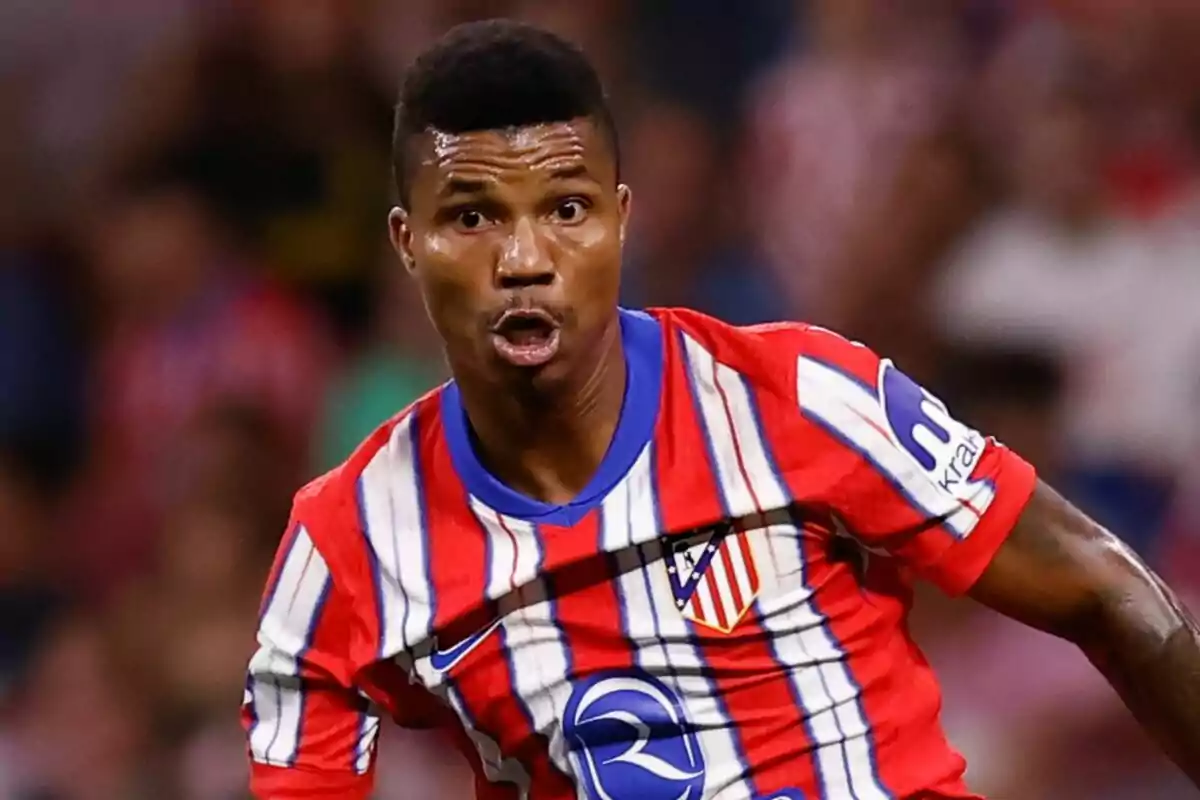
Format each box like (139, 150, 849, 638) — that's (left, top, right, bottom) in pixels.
(491, 346, 576, 392)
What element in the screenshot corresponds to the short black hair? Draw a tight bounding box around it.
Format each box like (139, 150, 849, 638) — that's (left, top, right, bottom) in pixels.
(392, 19, 619, 208)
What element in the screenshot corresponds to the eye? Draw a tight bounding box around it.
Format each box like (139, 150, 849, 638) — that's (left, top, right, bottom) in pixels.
(553, 199, 588, 223)
(456, 208, 486, 230)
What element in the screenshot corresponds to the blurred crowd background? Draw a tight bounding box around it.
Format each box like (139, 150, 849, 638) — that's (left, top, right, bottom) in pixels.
(2, 0, 1199, 797)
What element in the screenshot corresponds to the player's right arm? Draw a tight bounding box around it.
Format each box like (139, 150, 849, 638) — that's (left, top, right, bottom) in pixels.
(242, 512, 379, 800)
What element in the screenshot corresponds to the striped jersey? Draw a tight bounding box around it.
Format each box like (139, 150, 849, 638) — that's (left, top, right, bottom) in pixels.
(242, 307, 1037, 800)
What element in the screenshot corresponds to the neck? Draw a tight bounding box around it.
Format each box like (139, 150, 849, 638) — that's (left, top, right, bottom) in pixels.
(455, 317, 626, 506)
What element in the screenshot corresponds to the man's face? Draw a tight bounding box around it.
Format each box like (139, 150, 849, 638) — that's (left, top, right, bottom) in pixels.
(390, 118, 630, 387)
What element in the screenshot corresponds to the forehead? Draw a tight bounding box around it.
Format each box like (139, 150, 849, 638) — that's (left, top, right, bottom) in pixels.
(408, 119, 613, 202)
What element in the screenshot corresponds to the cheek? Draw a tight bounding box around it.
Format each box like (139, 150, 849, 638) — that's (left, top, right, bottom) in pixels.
(415, 234, 489, 332)
(567, 216, 615, 253)
(421, 229, 460, 262)
(575, 233, 623, 300)
(560, 222, 622, 285)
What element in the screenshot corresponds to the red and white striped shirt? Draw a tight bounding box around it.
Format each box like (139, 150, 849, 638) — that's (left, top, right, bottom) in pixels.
(242, 307, 1036, 799)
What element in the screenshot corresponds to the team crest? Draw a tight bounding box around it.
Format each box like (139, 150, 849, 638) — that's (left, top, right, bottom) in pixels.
(665, 521, 761, 634)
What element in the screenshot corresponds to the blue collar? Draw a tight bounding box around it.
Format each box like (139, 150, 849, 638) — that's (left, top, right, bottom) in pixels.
(440, 307, 663, 526)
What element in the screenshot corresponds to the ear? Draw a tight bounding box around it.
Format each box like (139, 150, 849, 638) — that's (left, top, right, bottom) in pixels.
(616, 183, 632, 246)
(388, 207, 417, 274)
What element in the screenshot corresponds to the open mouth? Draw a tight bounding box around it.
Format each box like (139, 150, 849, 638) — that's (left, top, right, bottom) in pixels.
(490, 309, 562, 367)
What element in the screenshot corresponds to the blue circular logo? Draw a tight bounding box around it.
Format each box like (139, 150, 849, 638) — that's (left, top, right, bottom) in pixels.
(563, 670, 706, 799)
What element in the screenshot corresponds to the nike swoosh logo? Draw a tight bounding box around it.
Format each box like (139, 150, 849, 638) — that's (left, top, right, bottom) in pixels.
(429, 617, 503, 673)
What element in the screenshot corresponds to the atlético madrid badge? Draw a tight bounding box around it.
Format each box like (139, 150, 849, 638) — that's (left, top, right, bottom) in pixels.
(665, 521, 760, 634)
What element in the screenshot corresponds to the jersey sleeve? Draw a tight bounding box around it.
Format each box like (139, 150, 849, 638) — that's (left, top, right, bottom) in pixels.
(242, 516, 379, 799)
(793, 326, 1037, 595)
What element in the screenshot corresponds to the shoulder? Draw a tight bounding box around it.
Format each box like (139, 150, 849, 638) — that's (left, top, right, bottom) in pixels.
(294, 385, 447, 556)
(650, 307, 876, 395)
(650, 308, 903, 470)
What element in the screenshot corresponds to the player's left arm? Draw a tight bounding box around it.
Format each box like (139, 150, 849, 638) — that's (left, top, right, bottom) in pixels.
(787, 324, 1199, 783)
(971, 481, 1200, 786)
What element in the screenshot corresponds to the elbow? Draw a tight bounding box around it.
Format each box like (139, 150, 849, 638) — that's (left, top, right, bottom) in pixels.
(1065, 560, 1192, 664)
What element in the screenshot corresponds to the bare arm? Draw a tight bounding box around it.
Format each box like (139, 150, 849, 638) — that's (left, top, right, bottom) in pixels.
(970, 481, 1200, 785)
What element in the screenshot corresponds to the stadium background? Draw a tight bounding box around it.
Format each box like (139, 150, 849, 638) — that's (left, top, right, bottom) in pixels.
(2, 0, 1199, 797)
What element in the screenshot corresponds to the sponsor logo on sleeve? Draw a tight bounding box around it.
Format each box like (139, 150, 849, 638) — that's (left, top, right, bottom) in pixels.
(878, 359, 989, 503)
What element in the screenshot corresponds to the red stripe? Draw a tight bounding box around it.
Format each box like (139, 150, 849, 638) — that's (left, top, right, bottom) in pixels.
(751, 378, 932, 795)
(419, 405, 574, 798)
(702, 568, 730, 629)
(279, 404, 444, 790)
(794, 323, 881, 386)
(293, 590, 372, 772)
(532, 510, 639, 798)
(421, 398, 492, 658)
(654, 338, 820, 794)
(737, 530, 760, 591)
(850, 405, 890, 440)
(335, 403, 448, 740)
(251, 762, 373, 799)
(654, 309, 980, 795)
(539, 510, 635, 676)
(257, 520, 303, 620)
(417, 403, 573, 797)
(492, 515, 577, 798)
(710, 360, 824, 793)
(331, 413, 407, 675)
(366, 660, 522, 799)
(793, 526, 979, 796)
(653, 329, 725, 528)
(719, 544, 745, 612)
(757, 351, 993, 794)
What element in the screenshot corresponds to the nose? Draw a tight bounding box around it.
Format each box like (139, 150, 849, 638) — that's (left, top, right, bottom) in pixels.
(495, 216, 556, 289)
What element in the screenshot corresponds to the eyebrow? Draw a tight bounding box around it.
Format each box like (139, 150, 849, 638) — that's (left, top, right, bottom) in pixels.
(437, 164, 595, 199)
(439, 177, 489, 199)
(548, 164, 591, 182)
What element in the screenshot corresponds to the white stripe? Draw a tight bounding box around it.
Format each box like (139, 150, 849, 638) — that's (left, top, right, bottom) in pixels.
(508, 512, 542, 590)
(611, 451, 669, 550)
(471, 502, 578, 788)
(681, 335, 760, 518)
(475, 494, 518, 600)
(400, 495, 540, 797)
(714, 357, 891, 800)
(249, 525, 331, 766)
(362, 413, 516, 786)
(406, 591, 530, 791)
(606, 446, 753, 798)
(762, 534, 892, 798)
(359, 413, 435, 656)
(797, 357, 980, 537)
(354, 715, 381, 774)
(641, 540, 753, 798)
(256, 526, 327, 659)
